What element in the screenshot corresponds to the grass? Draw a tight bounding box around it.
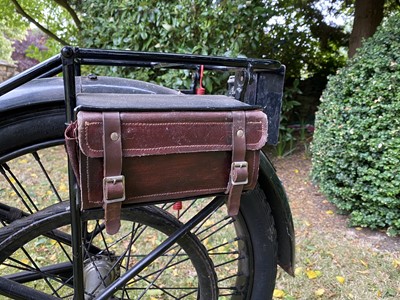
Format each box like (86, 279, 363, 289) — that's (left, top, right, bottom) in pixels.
(270, 147, 400, 300)
(274, 218, 400, 299)
(1, 146, 399, 299)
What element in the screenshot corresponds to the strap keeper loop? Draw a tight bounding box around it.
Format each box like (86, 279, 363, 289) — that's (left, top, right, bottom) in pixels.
(230, 161, 249, 186)
(103, 175, 126, 204)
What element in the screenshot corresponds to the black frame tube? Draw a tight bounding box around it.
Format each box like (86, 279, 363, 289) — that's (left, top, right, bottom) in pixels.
(0, 55, 62, 96)
(75, 47, 281, 70)
(0, 46, 281, 98)
(61, 47, 85, 300)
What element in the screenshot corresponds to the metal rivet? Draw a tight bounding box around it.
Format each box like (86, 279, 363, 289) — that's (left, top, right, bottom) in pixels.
(237, 129, 244, 137)
(110, 132, 119, 141)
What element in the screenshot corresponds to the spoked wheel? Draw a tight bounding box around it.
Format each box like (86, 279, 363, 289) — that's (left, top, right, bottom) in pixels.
(0, 201, 219, 299)
(0, 106, 278, 299)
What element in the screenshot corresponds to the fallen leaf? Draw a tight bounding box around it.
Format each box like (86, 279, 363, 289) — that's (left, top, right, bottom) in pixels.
(392, 259, 400, 269)
(336, 276, 345, 284)
(49, 254, 57, 261)
(306, 270, 322, 279)
(273, 289, 286, 298)
(294, 267, 303, 276)
(326, 210, 334, 215)
(360, 259, 368, 268)
(58, 183, 68, 192)
(315, 288, 325, 297)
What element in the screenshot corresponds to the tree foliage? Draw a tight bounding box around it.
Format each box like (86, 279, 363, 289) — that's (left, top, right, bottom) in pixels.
(5, 1, 399, 81)
(0, 1, 26, 62)
(77, 0, 351, 91)
(311, 12, 400, 235)
(80, 0, 281, 89)
(3, 0, 352, 82)
(0, 0, 79, 61)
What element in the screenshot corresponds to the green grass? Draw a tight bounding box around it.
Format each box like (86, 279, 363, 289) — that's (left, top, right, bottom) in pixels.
(274, 218, 400, 299)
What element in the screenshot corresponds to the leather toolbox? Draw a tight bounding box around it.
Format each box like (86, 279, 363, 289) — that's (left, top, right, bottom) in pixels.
(65, 93, 268, 234)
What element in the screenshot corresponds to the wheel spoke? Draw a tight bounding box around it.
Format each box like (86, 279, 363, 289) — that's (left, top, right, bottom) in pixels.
(136, 244, 187, 299)
(129, 255, 191, 285)
(19, 247, 61, 297)
(32, 152, 63, 203)
(198, 216, 235, 240)
(136, 274, 179, 300)
(0, 164, 36, 214)
(5, 253, 64, 297)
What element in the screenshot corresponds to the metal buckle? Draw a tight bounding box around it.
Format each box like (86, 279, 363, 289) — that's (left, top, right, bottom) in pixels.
(230, 161, 249, 186)
(103, 175, 126, 204)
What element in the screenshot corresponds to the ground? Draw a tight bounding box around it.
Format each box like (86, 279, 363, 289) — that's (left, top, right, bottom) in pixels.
(269, 148, 400, 253)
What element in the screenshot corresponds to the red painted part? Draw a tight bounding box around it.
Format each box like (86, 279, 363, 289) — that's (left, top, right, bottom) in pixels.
(196, 65, 205, 95)
(173, 201, 182, 211)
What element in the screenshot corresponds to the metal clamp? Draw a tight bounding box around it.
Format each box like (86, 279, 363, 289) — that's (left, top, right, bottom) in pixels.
(103, 175, 126, 204)
(230, 161, 249, 186)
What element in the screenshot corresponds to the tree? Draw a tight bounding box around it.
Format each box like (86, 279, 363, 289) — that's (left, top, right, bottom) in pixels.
(348, 0, 385, 57)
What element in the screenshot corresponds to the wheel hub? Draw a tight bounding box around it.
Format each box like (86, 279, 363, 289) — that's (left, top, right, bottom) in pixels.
(83, 255, 120, 299)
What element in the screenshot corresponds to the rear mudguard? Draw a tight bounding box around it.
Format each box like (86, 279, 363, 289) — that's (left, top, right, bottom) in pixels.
(0, 76, 295, 275)
(259, 152, 295, 276)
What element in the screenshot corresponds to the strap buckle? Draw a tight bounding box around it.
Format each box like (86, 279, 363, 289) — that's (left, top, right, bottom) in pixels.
(103, 175, 126, 204)
(230, 161, 248, 186)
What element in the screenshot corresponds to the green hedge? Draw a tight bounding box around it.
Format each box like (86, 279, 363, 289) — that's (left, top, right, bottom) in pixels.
(311, 13, 400, 236)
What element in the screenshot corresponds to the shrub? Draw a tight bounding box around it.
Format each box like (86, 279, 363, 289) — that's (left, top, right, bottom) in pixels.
(311, 12, 400, 236)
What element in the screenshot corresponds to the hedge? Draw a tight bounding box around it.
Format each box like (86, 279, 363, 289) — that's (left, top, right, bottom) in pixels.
(311, 12, 400, 236)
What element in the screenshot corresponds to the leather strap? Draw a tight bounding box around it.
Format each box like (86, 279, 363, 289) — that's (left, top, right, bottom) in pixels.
(226, 111, 248, 216)
(64, 121, 80, 182)
(102, 112, 125, 235)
